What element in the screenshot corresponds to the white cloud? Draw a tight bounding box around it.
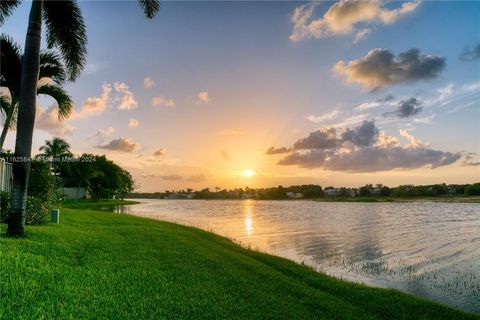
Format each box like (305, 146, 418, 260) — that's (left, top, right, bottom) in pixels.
(197, 91, 211, 104)
(354, 28, 372, 43)
(290, 1, 420, 42)
(88, 127, 115, 144)
(128, 118, 139, 128)
(35, 105, 75, 136)
(84, 62, 100, 75)
(399, 129, 428, 148)
(355, 101, 382, 111)
(152, 96, 175, 107)
(96, 137, 137, 152)
(73, 83, 112, 119)
(143, 77, 155, 89)
(305, 110, 339, 123)
(375, 131, 399, 148)
(114, 82, 137, 110)
(73, 81, 139, 119)
(331, 114, 369, 128)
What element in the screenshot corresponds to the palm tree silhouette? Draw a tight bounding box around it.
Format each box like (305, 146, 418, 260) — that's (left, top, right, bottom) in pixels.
(37, 137, 73, 159)
(0, 35, 73, 150)
(1, 0, 160, 236)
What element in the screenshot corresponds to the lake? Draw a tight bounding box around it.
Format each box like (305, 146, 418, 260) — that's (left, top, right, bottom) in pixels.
(117, 199, 480, 313)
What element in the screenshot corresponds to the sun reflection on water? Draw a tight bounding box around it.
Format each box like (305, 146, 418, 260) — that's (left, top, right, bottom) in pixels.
(243, 200, 254, 236)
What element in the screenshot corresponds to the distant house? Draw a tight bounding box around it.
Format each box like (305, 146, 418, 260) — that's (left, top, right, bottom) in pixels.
(165, 193, 194, 199)
(0, 159, 13, 192)
(324, 188, 340, 197)
(346, 189, 357, 197)
(60, 187, 87, 200)
(286, 192, 303, 199)
(241, 193, 257, 199)
(324, 188, 356, 197)
(369, 187, 382, 196)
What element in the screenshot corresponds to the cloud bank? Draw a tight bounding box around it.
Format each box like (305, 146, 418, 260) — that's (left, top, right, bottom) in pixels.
(333, 48, 446, 91)
(268, 120, 461, 172)
(290, 1, 420, 42)
(73, 82, 138, 118)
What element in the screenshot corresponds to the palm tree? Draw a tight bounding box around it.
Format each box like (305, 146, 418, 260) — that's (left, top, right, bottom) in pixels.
(38, 137, 72, 159)
(0, 35, 73, 150)
(1, 0, 160, 236)
(37, 137, 73, 170)
(37, 137, 73, 200)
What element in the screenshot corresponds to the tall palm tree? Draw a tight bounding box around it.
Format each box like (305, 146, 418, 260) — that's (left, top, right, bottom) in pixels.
(0, 35, 73, 150)
(37, 137, 73, 196)
(1, 0, 160, 236)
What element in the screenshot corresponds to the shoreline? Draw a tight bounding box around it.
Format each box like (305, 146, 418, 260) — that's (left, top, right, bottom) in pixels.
(124, 196, 480, 203)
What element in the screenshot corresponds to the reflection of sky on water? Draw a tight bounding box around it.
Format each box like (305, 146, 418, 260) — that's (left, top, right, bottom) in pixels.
(117, 199, 480, 313)
(243, 201, 254, 236)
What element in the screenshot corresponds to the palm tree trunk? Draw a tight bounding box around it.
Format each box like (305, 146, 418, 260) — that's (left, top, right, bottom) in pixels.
(7, 0, 43, 237)
(0, 101, 16, 150)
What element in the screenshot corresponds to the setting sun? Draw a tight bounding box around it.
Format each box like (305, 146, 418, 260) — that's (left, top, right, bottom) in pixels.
(241, 169, 256, 177)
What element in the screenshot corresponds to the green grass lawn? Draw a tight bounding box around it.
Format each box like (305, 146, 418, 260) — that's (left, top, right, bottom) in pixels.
(61, 199, 140, 210)
(1, 204, 478, 319)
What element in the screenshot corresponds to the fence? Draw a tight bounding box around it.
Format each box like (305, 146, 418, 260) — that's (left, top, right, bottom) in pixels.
(0, 159, 13, 192)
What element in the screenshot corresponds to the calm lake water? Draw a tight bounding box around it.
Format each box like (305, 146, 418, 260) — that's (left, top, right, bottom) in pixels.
(117, 199, 480, 313)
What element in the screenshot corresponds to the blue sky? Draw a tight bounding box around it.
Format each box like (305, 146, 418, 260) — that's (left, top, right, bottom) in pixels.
(2, 1, 479, 191)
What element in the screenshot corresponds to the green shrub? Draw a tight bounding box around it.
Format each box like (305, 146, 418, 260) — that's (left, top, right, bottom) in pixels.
(0, 161, 54, 225)
(28, 161, 55, 203)
(25, 196, 50, 225)
(0, 192, 11, 223)
(0, 194, 50, 225)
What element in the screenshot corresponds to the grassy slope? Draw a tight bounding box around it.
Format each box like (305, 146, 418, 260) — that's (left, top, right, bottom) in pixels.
(1, 207, 478, 319)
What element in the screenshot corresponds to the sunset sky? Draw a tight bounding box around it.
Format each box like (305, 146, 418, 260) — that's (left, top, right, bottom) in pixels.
(2, 1, 479, 191)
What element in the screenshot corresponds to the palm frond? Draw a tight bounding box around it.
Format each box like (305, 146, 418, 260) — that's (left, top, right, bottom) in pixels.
(39, 50, 66, 84)
(0, 94, 11, 116)
(0, 0, 20, 26)
(43, 0, 87, 81)
(0, 34, 22, 96)
(138, 0, 160, 19)
(37, 83, 74, 120)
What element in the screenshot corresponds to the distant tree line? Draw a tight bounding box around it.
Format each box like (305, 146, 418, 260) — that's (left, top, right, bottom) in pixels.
(127, 182, 480, 200)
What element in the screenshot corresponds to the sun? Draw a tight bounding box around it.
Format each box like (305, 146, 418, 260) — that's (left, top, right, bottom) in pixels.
(241, 169, 256, 177)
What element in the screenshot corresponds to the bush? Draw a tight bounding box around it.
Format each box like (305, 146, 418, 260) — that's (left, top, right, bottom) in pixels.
(26, 196, 50, 225)
(0, 192, 11, 223)
(1, 161, 54, 225)
(0, 193, 49, 225)
(28, 161, 55, 203)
